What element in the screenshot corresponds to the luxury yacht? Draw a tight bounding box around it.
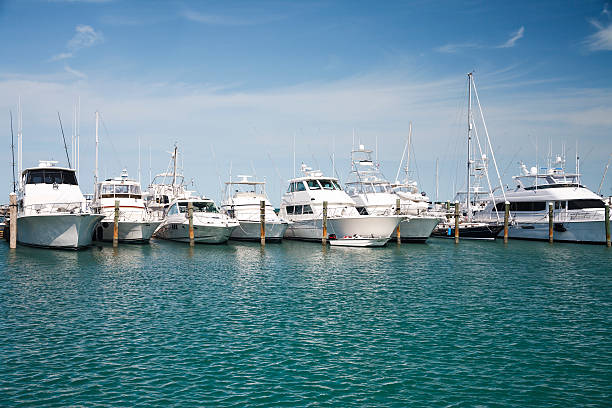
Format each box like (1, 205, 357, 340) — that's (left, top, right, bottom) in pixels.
(220, 175, 289, 242)
(16, 161, 103, 249)
(473, 159, 609, 244)
(345, 145, 439, 242)
(155, 196, 239, 244)
(91, 169, 161, 243)
(279, 164, 402, 245)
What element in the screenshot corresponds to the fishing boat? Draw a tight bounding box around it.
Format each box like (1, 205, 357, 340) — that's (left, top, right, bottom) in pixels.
(16, 161, 103, 249)
(473, 158, 609, 243)
(155, 196, 239, 244)
(91, 169, 161, 242)
(280, 164, 402, 242)
(345, 144, 439, 242)
(220, 175, 289, 242)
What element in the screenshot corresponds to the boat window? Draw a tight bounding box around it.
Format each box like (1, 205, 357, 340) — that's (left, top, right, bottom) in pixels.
(374, 184, 386, 193)
(302, 205, 313, 214)
(555, 201, 567, 210)
(193, 202, 218, 213)
(101, 184, 114, 194)
(365, 184, 375, 193)
(26, 170, 45, 184)
(332, 180, 342, 190)
(43, 171, 62, 184)
(115, 185, 129, 194)
(62, 171, 78, 185)
(167, 204, 179, 215)
(25, 169, 78, 185)
(567, 199, 605, 210)
(294, 205, 303, 215)
(296, 182, 306, 192)
(287, 183, 294, 193)
(307, 180, 321, 190)
(495, 202, 547, 211)
(320, 179, 335, 190)
(286, 205, 294, 215)
(130, 185, 141, 195)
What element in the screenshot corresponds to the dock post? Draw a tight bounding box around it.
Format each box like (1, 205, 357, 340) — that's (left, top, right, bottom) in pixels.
(454, 200, 460, 244)
(446, 201, 450, 211)
(396, 197, 401, 244)
(260, 200, 266, 246)
(113, 200, 119, 248)
(188, 201, 194, 247)
(605, 203, 610, 247)
(548, 202, 554, 244)
(322, 201, 328, 246)
(503, 201, 510, 244)
(9, 193, 17, 249)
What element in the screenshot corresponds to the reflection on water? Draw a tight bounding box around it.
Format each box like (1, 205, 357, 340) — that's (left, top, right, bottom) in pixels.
(0, 238, 611, 406)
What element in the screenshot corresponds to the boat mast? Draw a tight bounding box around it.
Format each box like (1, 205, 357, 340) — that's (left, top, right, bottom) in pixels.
(467, 72, 472, 219)
(435, 157, 439, 203)
(95, 111, 99, 188)
(17, 97, 22, 190)
(172, 145, 178, 193)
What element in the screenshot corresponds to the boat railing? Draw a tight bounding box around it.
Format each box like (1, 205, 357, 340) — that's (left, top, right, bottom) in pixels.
(21, 201, 84, 215)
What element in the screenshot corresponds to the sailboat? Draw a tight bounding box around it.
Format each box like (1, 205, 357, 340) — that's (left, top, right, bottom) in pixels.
(432, 72, 504, 240)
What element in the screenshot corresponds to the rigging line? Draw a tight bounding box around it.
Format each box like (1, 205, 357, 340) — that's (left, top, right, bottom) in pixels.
(99, 113, 125, 172)
(10, 111, 16, 193)
(57, 112, 71, 169)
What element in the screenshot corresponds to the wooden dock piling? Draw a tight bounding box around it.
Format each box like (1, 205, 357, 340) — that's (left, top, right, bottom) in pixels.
(322, 201, 328, 246)
(454, 200, 459, 244)
(260, 200, 266, 246)
(396, 198, 401, 244)
(605, 203, 610, 247)
(113, 200, 119, 248)
(503, 201, 510, 244)
(9, 193, 17, 249)
(548, 202, 554, 244)
(188, 201, 194, 247)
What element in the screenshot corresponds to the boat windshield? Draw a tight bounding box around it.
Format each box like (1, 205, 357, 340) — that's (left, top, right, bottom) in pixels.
(25, 169, 78, 185)
(178, 201, 218, 213)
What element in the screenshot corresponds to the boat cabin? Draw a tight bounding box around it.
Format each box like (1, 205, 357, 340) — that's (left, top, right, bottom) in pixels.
(23, 161, 78, 186)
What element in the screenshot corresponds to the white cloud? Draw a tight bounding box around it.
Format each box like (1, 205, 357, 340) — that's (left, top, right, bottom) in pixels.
(435, 42, 480, 54)
(498, 26, 524, 48)
(64, 65, 87, 79)
(585, 20, 612, 51)
(180, 9, 284, 26)
(50, 24, 103, 61)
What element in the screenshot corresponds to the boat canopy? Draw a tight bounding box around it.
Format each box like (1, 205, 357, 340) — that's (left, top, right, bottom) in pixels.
(24, 168, 78, 186)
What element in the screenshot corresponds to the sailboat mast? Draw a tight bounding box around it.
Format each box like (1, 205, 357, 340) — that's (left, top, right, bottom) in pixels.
(172, 145, 178, 188)
(95, 111, 99, 187)
(17, 97, 22, 190)
(435, 157, 439, 203)
(466, 72, 472, 219)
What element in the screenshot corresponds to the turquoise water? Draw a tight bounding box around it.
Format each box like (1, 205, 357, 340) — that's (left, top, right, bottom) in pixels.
(1, 239, 611, 407)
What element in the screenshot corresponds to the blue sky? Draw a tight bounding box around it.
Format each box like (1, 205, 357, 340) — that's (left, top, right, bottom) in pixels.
(1, 0, 612, 204)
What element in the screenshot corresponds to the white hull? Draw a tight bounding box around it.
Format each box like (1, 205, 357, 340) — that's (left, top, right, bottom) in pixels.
(329, 237, 389, 247)
(95, 220, 161, 243)
(284, 215, 401, 241)
(17, 214, 104, 249)
(399, 216, 440, 242)
(504, 220, 608, 243)
(230, 221, 288, 242)
(155, 221, 236, 244)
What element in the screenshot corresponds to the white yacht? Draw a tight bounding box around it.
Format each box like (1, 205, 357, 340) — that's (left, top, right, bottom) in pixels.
(345, 145, 439, 242)
(16, 161, 104, 249)
(279, 164, 402, 245)
(474, 159, 609, 244)
(155, 196, 239, 244)
(220, 175, 289, 242)
(91, 169, 161, 243)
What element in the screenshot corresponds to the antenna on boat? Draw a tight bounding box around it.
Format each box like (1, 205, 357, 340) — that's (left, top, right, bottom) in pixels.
(57, 112, 71, 169)
(435, 157, 439, 203)
(332, 134, 335, 177)
(575, 140, 580, 185)
(395, 122, 411, 183)
(597, 153, 612, 195)
(10, 111, 16, 193)
(375, 135, 378, 163)
(77, 96, 80, 180)
(148, 145, 152, 187)
(293, 132, 296, 179)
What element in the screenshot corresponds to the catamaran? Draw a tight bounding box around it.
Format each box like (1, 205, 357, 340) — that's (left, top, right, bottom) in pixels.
(280, 164, 402, 246)
(220, 175, 289, 242)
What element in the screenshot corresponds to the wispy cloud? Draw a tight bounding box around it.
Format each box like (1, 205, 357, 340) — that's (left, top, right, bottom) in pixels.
(50, 24, 104, 61)
(180, 9, 284, 26)
(64, 65, 87, 79)
(435, 42, 480, 54)
(498, 26, 524, 48)
(585, 5, 612, 51)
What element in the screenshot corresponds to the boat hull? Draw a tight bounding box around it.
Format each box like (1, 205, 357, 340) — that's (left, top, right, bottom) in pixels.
(284, 215, 401, 242)
(399, 216, 440, 243)
(17, 214, 104, 249)
(95, 220, 161, 243)
(155, 221, 236, 244)
(230, 221, 288, 242)
(329, 237, 390, 247)
(503, 220, 608, 244)
(432, 223, 504, 240)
